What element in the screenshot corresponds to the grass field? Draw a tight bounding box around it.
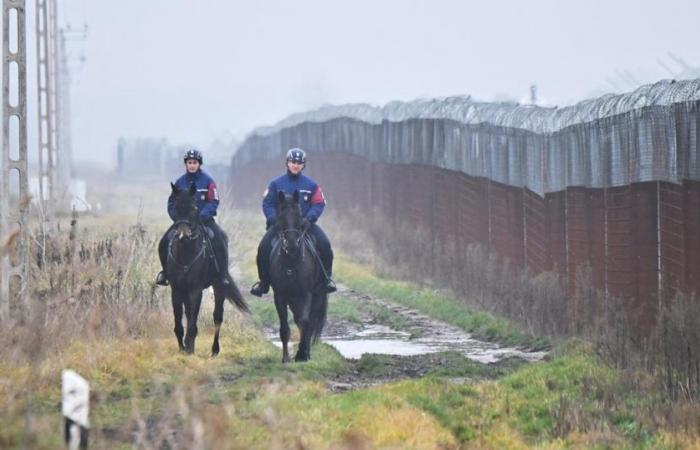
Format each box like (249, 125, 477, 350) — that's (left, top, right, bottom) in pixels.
(1, 207, 698, 449)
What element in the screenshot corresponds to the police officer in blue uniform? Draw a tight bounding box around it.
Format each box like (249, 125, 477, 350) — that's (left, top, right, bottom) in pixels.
(250, 148, 336, 296)
(155, 149, 230, 286)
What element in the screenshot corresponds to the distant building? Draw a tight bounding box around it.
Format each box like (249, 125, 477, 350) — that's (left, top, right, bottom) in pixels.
(116, 138, 188, 180)
(115, 136, 237, 188)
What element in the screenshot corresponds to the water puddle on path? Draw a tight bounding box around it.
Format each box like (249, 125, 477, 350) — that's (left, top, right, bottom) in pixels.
(319, 323, 545, 363)
(269, 311, 547, 364)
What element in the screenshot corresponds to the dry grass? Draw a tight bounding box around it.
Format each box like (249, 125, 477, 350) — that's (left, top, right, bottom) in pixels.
(0, 203, 268, 449)
(325, 209, 700, 407)
(5, 191, 700, 448)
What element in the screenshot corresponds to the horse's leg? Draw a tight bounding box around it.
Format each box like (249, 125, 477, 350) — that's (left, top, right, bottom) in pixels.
(211, 284, 225, 356)
(294, 294, 313, 362)
(183, 289, 202, 354)
(274, 292, 291, 363)
(171, 288, 185, 351)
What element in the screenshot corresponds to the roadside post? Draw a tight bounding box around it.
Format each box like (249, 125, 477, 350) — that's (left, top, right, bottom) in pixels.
(61, 369, 89, 449)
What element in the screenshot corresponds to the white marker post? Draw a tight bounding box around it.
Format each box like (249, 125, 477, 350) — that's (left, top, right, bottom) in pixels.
(61, 370, 89, 449)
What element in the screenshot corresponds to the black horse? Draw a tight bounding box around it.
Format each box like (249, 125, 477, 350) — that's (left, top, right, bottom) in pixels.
(166, 182, 248, 355)
(271, 191, 328, 362)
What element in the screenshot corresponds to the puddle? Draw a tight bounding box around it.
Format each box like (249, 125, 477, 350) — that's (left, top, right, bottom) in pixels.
(270, 323, 547, 364)
(266, 286, 548, 364)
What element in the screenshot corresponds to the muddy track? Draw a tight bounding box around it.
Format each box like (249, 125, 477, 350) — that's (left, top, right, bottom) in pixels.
(265, 285, 548, 391)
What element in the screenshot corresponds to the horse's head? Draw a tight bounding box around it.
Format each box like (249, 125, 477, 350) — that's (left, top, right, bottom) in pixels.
(171, 182, 200, 240)
(276, 190, 305, 256)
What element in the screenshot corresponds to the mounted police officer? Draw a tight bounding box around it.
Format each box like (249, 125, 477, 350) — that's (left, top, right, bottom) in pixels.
(250, 148, 336, 296)
(155, 149, 230, 286)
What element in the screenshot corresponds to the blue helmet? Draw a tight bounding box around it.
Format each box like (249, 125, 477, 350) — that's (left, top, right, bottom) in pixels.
(286, 148, 306, 164)
(184, 149, 203, 165)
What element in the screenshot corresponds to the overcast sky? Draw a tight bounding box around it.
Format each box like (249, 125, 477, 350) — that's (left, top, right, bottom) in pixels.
(47, 0, 700, 165)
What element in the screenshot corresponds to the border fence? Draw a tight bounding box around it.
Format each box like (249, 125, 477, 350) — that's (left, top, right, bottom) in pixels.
(230, 79, 700, 335)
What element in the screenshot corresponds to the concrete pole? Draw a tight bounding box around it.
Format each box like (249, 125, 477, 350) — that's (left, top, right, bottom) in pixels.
(35, 0, 55, 210)
(57, 27, 71, 185)
(49, 0, 63, 206)
(1, 0, 30, 318)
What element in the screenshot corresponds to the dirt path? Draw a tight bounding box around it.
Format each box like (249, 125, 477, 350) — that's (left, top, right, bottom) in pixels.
(265, 285, 547, 391)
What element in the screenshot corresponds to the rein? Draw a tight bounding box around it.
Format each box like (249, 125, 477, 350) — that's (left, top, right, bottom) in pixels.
(168, 221, 206, 273)
(276, 225, 330, 283)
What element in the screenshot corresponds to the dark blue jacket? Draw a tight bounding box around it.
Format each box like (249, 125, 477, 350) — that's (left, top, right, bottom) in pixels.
(262, 172, 325, 226)
(168, 170, 219, 222)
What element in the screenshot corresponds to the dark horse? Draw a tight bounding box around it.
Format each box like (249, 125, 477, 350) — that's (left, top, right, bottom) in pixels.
(271, 191, 328, 362)
(166, 182, 248, 355)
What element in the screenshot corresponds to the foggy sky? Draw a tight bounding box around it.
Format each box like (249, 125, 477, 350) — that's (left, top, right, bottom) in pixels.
(56, 0, 700, 165)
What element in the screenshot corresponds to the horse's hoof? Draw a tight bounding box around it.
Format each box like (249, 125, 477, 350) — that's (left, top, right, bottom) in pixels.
(212, 345, 220, 357)
(294, 353, 310, 362)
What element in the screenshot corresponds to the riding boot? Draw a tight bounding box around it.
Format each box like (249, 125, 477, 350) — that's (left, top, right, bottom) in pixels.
(250, 255, 270, 297)
(250, 280, 269, 297)
(155, 271, 169, 286)
(251, 228, 274, 297)
(156, 232, 170, 286)
(319, 237, 336, 293)
(212, 237, 230, 286)
(323, 263, 336, 294)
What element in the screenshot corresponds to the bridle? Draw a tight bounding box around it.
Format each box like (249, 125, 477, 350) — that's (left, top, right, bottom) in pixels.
(278, 225, 308, 256)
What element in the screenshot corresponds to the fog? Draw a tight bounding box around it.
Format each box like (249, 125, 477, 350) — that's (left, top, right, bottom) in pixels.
(53, 0, 700, 165)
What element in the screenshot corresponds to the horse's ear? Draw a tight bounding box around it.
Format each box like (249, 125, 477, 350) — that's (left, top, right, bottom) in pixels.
(293, 190, 300, 203)
(277, 190, 286, 203)
(189, 183, 197, 196)
(171, 182, 178, 193)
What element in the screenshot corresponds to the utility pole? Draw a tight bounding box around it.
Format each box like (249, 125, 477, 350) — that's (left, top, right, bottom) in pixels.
(35, 0, 56, 212)
(56, 28, 70, 184)
(56, 23, 86, 195)
(48, 0, 66, 206)
(1, 0, 30, 318)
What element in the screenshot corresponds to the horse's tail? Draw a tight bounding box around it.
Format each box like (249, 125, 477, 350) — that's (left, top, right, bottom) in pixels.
(310, 291, 328, 344)
(223, 273, 250, 313)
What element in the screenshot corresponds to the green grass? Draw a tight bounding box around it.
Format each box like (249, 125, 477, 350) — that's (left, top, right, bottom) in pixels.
(335, 254, 549, 350)
(4, 211, 697, 449)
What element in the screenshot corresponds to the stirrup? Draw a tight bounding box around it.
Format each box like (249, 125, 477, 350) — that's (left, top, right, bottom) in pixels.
(250, 281, 269, 297)
(325, 279, 337, 293)
(155, 271, 169, 286)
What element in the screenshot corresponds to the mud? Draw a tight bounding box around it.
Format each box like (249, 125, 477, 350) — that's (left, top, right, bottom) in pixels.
(267, 285, 548, 390)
